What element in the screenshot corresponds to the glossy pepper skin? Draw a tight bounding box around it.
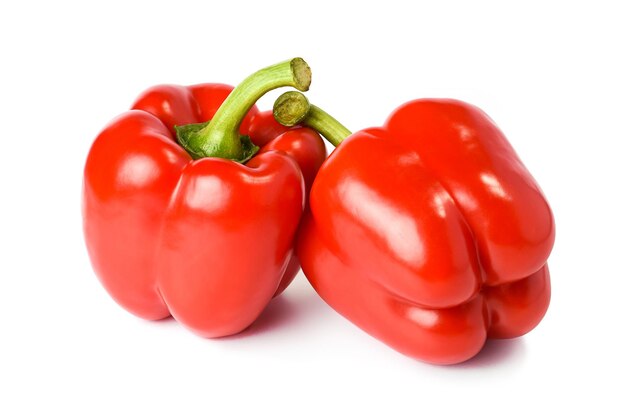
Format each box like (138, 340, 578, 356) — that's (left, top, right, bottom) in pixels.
(297, 99, 554, 364)
(83, 81, 325, 337)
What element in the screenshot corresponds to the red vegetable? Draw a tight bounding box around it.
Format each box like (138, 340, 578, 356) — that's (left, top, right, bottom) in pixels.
(83, 59, 325, 337)
(273, 92, 555, 364)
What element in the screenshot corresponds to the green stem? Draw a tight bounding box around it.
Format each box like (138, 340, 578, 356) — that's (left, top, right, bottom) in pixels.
(176, 58, 311, 161)
(272, 91, 351, 147)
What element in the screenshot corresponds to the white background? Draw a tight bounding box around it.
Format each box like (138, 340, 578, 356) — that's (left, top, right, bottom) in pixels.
(1, 1, 624, 416)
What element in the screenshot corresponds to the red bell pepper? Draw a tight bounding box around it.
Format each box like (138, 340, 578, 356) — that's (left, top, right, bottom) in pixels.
(273, 92, 555, 364)
(83, 59, 326, 337)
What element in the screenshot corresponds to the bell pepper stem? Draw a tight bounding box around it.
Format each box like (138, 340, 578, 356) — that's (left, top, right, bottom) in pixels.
(272, 91, 351, 147)
(176, 58, 311, 161)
